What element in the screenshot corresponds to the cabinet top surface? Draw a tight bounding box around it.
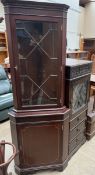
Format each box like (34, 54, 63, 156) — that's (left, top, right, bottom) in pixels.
(18, 0, 66, 4)
(1, 0, 69, 9)
(66, 58, 92, 67)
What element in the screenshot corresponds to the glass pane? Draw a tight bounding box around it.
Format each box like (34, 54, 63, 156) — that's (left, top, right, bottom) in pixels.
(16, 20, 59, 106)
(72, 80, 88, 113)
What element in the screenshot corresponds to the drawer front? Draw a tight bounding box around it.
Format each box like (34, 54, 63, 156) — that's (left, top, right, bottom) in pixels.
(69, 131, 85, 154)
(69, 121, 85, 142)
(70, 110, 86, 130)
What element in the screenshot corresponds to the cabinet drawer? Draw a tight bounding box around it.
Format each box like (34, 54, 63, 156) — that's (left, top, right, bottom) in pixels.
(70, 110, 86, 130)
(69, 131, 85, 154)
(69, 121, 85, 142)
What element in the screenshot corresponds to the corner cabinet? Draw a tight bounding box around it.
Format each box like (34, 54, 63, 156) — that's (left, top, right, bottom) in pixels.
(2, 1, 69, 111)
(2, 0, 70, 174)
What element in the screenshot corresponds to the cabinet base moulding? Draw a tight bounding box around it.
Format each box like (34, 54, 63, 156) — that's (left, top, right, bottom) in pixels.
(15, 160, 68, 175)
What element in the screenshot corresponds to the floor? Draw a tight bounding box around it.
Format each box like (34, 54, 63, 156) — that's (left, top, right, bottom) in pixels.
(0, 119, 95, 175)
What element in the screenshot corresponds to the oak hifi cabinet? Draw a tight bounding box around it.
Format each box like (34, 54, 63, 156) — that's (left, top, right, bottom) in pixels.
(2, 0, 70, 174)
(65, 58, 92, 158)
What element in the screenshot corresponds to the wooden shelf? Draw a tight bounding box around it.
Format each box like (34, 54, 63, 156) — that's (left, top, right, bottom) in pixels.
(0, 32, 8, 64)
(0, 47, 7, 52)
(84, 38, 95, 51)
(0, 37, 6, 40)
(67, 50, 89, 60)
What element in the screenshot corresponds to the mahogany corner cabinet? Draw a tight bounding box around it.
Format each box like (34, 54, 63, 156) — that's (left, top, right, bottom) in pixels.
(2, 0, 70, 174)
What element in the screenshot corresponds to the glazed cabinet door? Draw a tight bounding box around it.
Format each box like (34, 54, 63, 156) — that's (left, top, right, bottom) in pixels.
(66, 75, 90, 117)
(12, 17, 63, 110)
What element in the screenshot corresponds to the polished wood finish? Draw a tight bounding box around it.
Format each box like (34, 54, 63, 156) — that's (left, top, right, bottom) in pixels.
(2, 0, 69, 110)
(70, 110, 86, 130)
(2, 0, 70, 174)
(10, 108, 70, 174)
(65, 58, 92, 157)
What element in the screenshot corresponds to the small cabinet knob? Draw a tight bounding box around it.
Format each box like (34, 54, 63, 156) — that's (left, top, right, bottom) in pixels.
(14, 66, 18, 71)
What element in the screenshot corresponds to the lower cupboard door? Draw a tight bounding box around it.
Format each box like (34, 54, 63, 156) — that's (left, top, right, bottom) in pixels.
(17, 122, 63, 168)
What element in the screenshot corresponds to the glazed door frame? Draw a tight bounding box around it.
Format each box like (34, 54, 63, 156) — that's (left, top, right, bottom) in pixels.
(7, 14, 64, 110)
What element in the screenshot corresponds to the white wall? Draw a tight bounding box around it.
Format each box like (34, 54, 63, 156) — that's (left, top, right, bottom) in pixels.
(67, 8, 80, 50)
(65, 0, 79, 9)
(0, 0, 82, 50)
(0, 0, 6, 31)
(78, 6, 85, 37)
(84, 2, 95, 38)
(58, 0, 86, 50)
(66, 0, 81, 50)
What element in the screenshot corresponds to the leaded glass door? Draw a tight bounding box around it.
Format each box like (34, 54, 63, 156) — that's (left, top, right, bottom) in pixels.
(16, 19, 61, 108)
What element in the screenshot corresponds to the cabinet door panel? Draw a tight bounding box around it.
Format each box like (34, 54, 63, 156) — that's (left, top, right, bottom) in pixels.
(18, 123, 62, 168)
